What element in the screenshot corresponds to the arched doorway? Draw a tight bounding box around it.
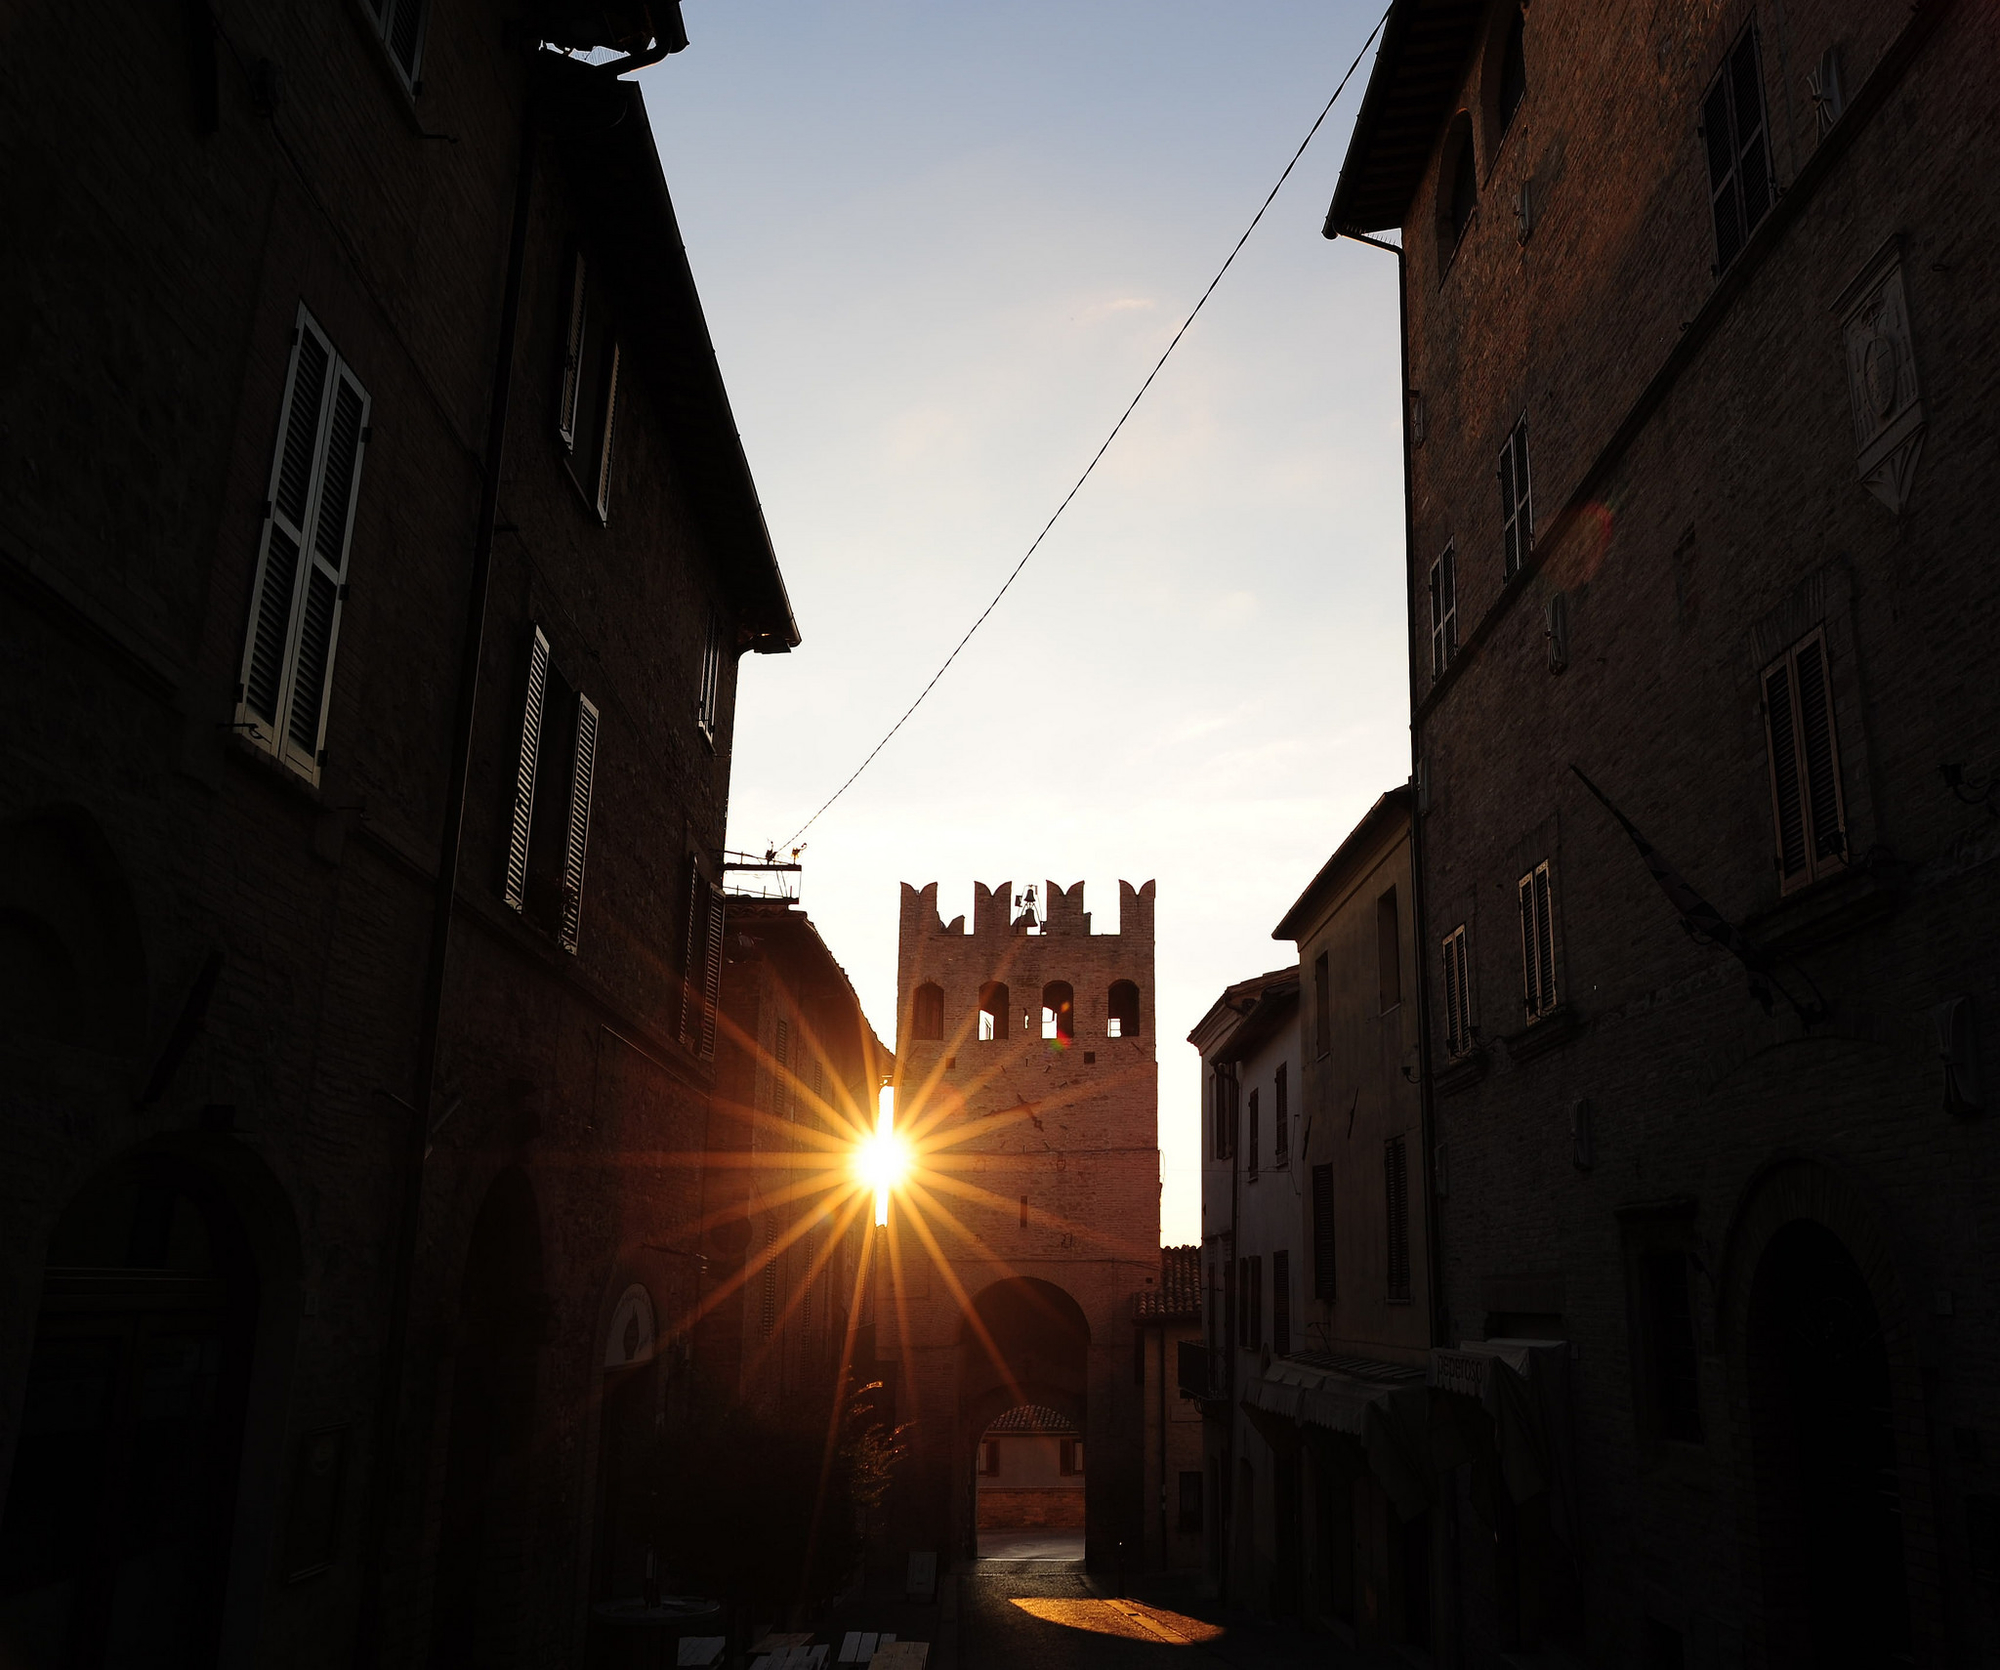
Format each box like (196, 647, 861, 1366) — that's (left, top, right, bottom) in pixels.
(431, 1170, 546, 1668)
(0, 1154, 258, 1668)
(1747, 1219, 1910, 1668)
(955, 1278, 1089, 1562)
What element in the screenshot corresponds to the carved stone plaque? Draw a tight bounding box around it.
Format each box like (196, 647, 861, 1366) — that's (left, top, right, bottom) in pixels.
(1836, 237, 1924, 515)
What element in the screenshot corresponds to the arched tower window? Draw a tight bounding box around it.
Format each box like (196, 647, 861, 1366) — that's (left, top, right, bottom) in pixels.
(1107, 980, 1140, 1038)
(1040, 982, 1075, 1045)
(978, 982, 1010, 1042)
(912, 981, 944, 1041)
(1437, 113, 1478, 268)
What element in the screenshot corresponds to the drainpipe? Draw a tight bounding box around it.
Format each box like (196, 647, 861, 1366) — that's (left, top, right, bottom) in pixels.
(353, 80, 538, 1670)
(1225, 1057, 1240, 1607)
(1331, 222, 1456, 1664)
(1157, 1323, 1168, 1575)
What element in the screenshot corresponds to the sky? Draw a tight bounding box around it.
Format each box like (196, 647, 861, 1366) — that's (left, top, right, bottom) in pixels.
(639, 2, 1409, 1247)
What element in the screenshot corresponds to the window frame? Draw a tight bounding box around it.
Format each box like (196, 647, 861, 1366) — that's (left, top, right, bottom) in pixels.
(1761, 628, 1848, 894)
(1702, 25, 1775, 275)
(558, 250, 623, 524)
(696, 609, 725, 743)
(1499, 415, 1532, 580)
(1273, 1063, 1289, 1168)
(1384, 1135, 1412, 1305)
(1311, 1163, 1336, 1303)
(235, 303, 370, 786)
(1428, 544, 1458, 679)
(1272, 1249, 1291, 1355)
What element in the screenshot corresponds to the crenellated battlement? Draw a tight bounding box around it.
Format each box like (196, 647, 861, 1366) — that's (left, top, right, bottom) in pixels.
(898, 878, 1155, 943)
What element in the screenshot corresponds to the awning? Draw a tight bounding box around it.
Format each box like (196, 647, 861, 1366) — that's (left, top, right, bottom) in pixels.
(1430, 1338, 1576, 1542)
(1243, 1353, 1431, 1520)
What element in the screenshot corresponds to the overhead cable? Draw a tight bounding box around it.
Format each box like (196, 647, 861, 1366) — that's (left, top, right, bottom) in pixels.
(783, 8, 1391, 848)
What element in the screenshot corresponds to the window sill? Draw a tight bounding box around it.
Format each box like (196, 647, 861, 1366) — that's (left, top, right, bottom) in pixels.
(1434, 1051, 1489, 1097)
(1503, 1003, 1583, 1064)
(1743, 862, 1903, 959)
(225, 727, 324, 804)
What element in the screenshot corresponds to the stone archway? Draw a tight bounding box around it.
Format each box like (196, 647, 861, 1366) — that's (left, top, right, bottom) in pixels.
(953, 1278, 1090, 1561)
(1718, 1158, 1940, 1669)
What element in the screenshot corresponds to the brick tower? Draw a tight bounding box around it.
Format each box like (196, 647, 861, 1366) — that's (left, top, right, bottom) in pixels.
(880, 879, 1159, 1569)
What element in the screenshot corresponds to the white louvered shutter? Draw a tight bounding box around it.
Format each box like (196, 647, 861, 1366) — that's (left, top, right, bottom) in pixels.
(1441, 928, 1463, 1056)
(558, 253, 587, 451)
(503, 627, 551, 913)
(558, 693, 599, 953)
(680, 865, 706, 1049)
(236, 305, 369, 786)
(700, 883, 725, 1059)
(593, 342, 621, 522)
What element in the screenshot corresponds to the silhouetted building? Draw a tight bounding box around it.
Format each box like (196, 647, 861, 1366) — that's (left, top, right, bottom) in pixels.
(1132, 1245, 1205, 1577)
(885, 878, 1160, 1568)
(1330, 2, 1998, 1665)
(700, 897, 887, 1419)
(0, 7, 796, 1665)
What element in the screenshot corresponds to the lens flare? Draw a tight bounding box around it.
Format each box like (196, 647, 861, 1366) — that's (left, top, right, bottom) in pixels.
(856, 1088, 909, 1224)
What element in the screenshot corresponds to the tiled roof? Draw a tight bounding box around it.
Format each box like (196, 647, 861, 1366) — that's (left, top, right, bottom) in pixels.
(985, 1403, 1079, 1436)
(1133, 1245, 1202, 1322)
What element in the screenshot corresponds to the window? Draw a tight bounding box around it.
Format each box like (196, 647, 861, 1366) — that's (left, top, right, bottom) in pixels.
(1060, 1439, 1084, 1476)
(912, 982, 944, 1041)
(1250, 1255, 1264, 1348)
(979, 1441, 999, 1476)
(1313, 951, 1331, 1058)
(1222, 1258, 1234, 1348)
(363, 0, 429, 90)
(978, 982, 1009, 1042)
(1019, 1195, 1028, 1228)
(1134, 1327, 1147, 1387)
(697, 609, 724, 741)
(1496, 7, 1526, 138)
(1311, 1164, 1336, 1302)
(558, 251, 622, 522)
(774, 1020, 793, 1118)
(1703, 27, 1773, 272)
(679, 863, 724, 1058)
(1499, 415, 1532, 578)
(501, 627, 600, 953)
(236, 305, 369, 785)
(1246, 1089, 1260, 1177)
(1639, 1250, 1703, 1442)
(1438, 112, 1478, 263)
(1040, 981, 1074, 1045)
(1428, 545, 1458, 678)
(1178, 1471, 1203, 1533)
(1273, 1065, 1289, 1167)
(1272, 1250, 1291, 1355)
(1212, 1063, 1237, 1161)
(1762, 630, 1846, 892)
(1384, 1137, 1412, 1304)
(1377, 887, 1402, 1011)
(1440, 925, 1474, 1056)
(1518, 861, 1558, 1020)
(1107, 979, 1140, 1038)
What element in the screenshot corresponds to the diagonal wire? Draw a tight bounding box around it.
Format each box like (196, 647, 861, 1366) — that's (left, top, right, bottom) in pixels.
(783, 7, 1390, 848)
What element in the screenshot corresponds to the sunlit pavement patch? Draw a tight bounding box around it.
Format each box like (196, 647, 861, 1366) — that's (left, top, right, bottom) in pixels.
(1007, 1597, 1226, 1646)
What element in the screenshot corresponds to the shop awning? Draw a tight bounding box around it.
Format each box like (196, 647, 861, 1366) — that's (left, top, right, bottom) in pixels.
(1430, 1338, 1576, 1541)
(1243, 1352, 1432, 1519)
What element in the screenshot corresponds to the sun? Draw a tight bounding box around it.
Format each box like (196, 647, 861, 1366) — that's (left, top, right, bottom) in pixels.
(854, 1091, 912, 1224)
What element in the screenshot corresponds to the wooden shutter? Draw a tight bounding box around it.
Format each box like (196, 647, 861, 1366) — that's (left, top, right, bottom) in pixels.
(1518, 865, 1557, 1017)
(1429, 560, 1445, 677)
(701, 882, 724, 1059)
(385, 0, 428, 84)
(1442, 927, 1465, 1055)
(593, 341, 621, 522)
(1384, 1136, 1411, 1303)
(1272, 1250, 1291, 1355)
(557, 692, 598, 952)
(1499, 435, 1520, 576)
(760, 1220, 777, 1337)
(503, 627, 551, 913)
(1311, 1163, 1336, 1302)
(236, 306, 369, 785)
(1793, 636, 1845, 865)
